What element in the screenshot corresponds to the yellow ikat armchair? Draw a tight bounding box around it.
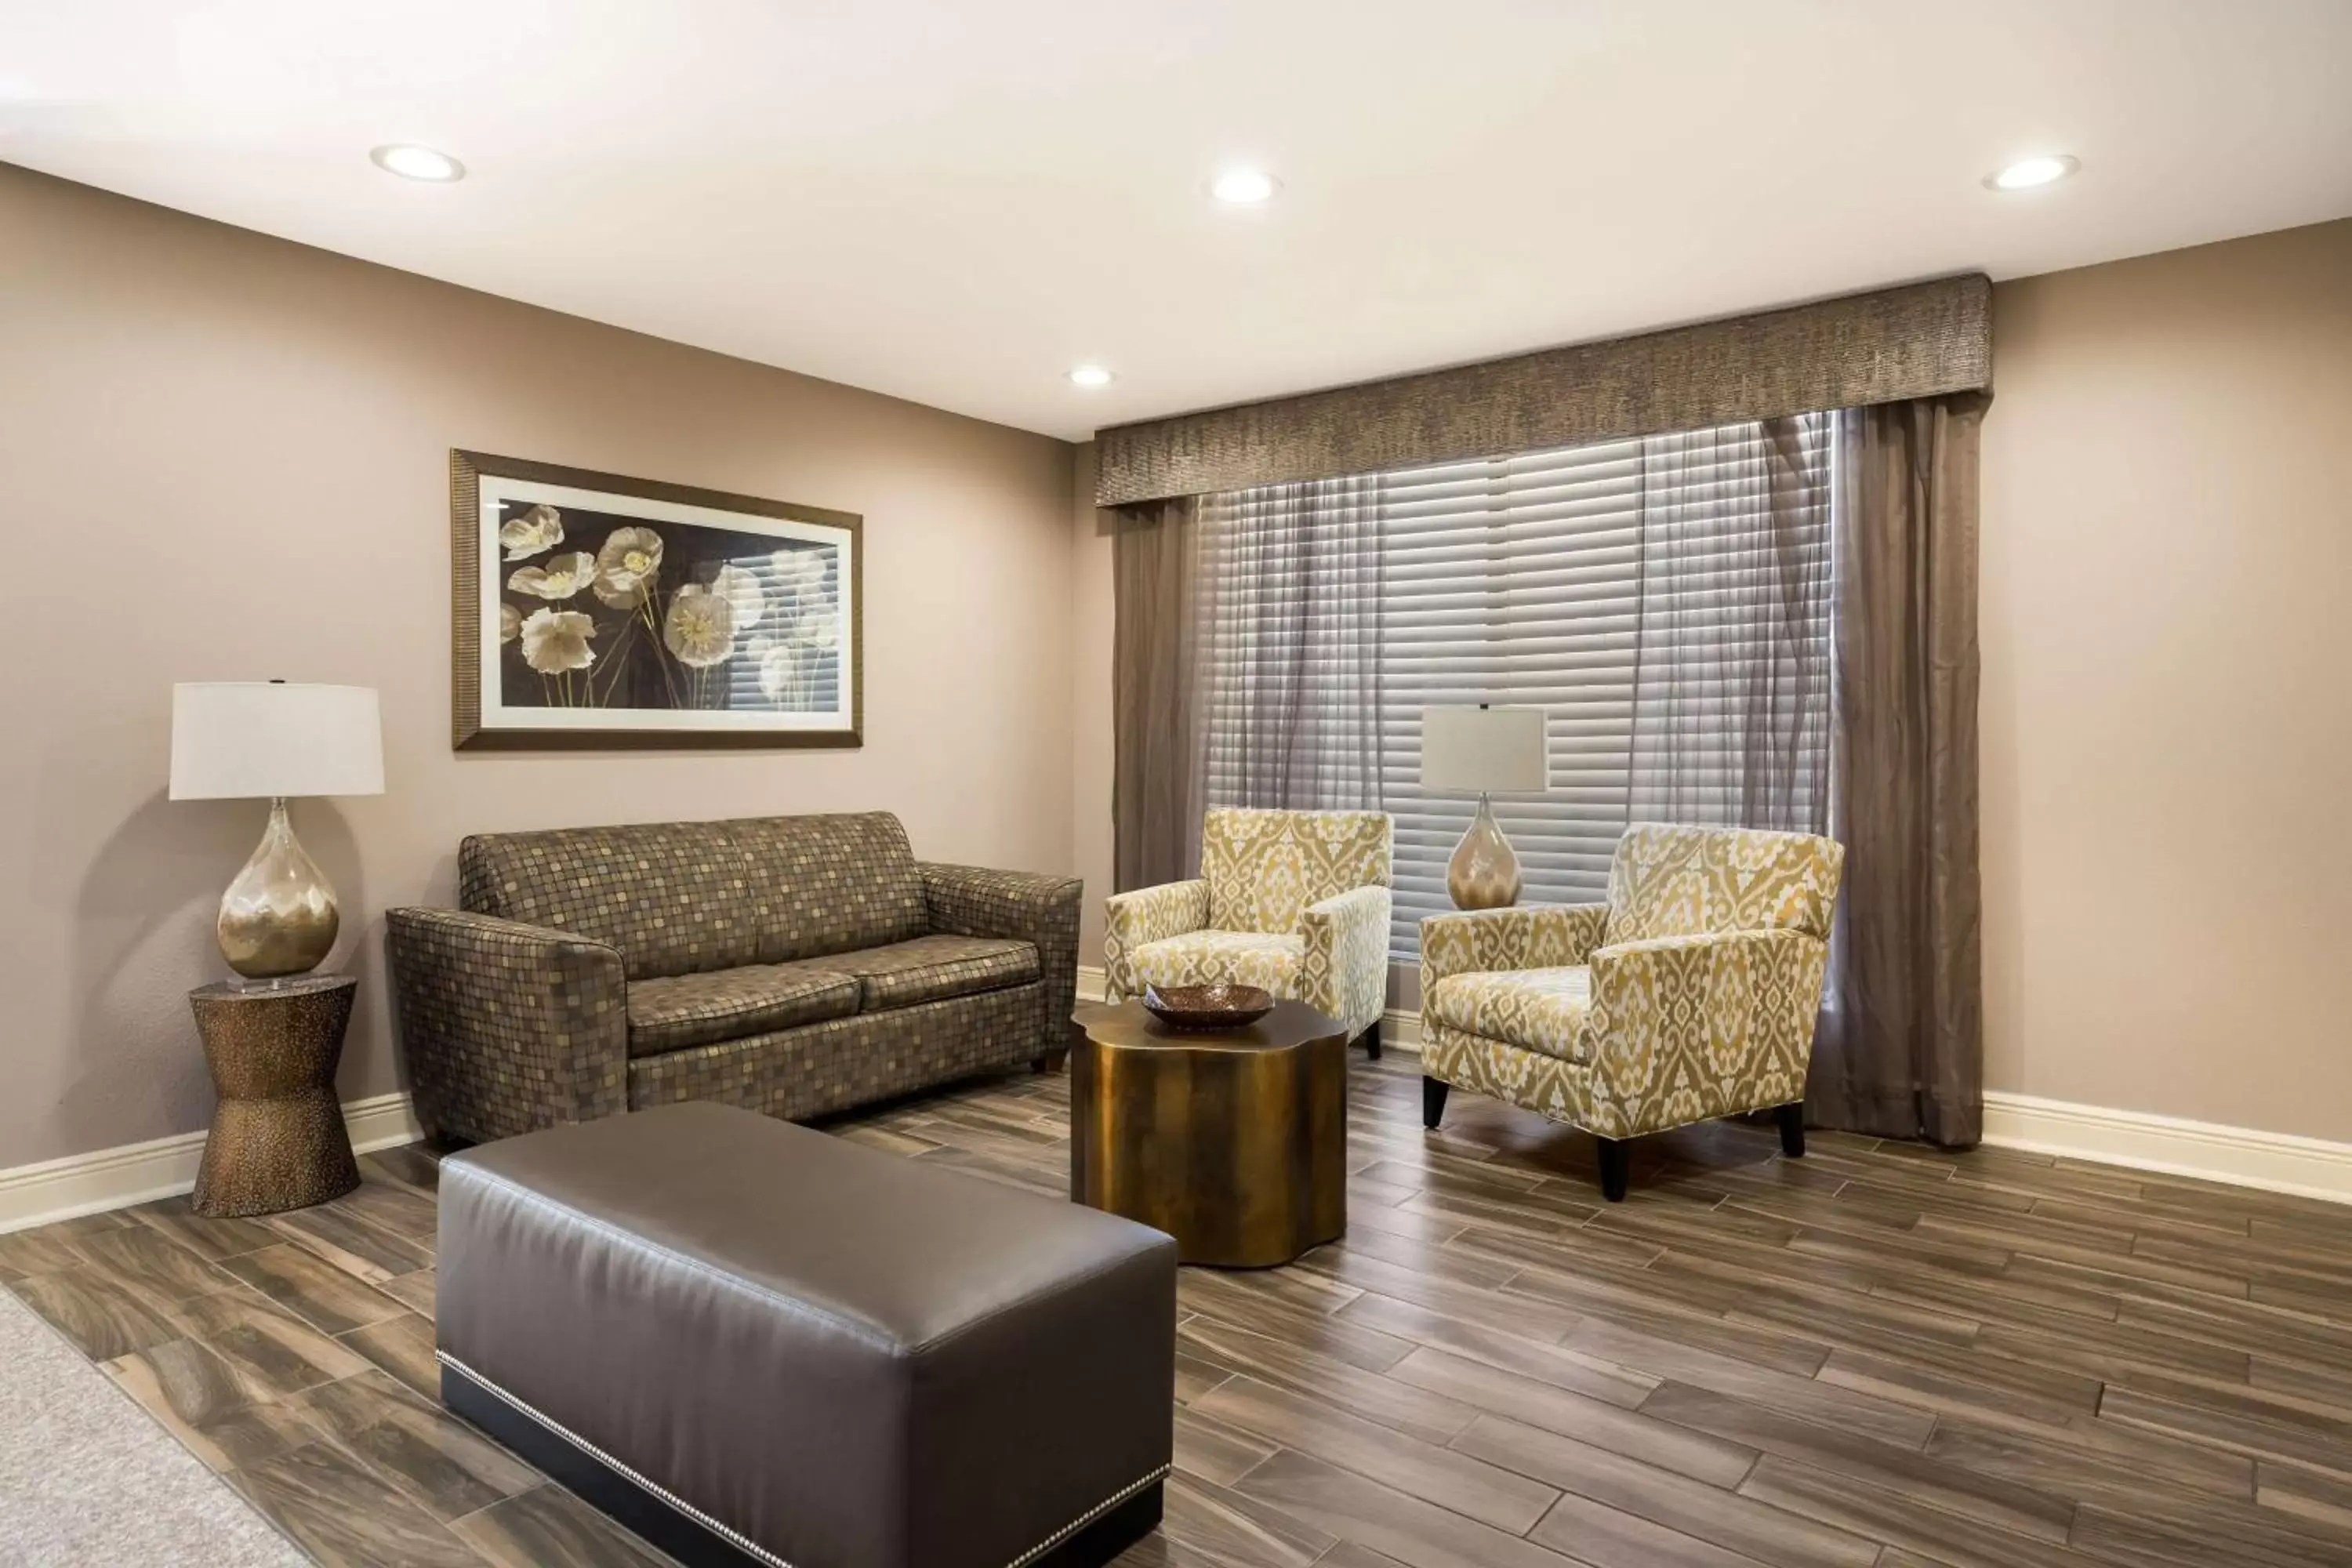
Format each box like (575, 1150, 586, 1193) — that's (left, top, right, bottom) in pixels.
(1417, 823, 1845, 1200)
(1104, 808, 1393, 1051)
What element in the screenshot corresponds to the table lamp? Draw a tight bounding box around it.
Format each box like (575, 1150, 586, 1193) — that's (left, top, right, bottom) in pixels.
(169, 682, 384, 983)
(1421, 705, 1548, 909)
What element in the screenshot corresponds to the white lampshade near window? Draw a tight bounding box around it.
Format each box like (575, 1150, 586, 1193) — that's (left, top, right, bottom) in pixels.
(1420, 706, 1548, 794)
(1421, 705, 1548, 909)
(169, 682, 384, 983)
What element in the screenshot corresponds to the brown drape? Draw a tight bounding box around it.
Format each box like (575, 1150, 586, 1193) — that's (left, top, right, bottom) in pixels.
(1110, 497, 1200, 892)
(1809, 394, 1987, 1145)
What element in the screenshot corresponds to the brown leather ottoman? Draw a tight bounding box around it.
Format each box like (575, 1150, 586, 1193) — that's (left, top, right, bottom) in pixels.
(435, 1101, 1174, 1568)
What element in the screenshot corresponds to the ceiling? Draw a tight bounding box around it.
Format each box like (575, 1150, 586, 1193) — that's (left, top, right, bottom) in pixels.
(5, 2, 2350, 441)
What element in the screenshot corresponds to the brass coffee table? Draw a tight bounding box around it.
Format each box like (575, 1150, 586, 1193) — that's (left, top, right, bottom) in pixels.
(1069, 998, 1348, 1268)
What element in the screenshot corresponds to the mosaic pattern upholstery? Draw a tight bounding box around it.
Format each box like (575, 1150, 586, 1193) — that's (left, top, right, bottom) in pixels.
(1102, 879, 1211, 1004)
(1125, 929, 1304, 997)
(390, 815, 1085, 1137)
(918, 862, 1080, 1034)
(1420, 904, 1610, 989)
(833, 933, 1040, 1011)
(1200, 809, 1392, 936)
(1298, 884, 1392, 1037)
(383, 908, 629, 1144)
(1604, 822, 1844, 944)
(459, 812, 928, 980)
(630, 984, 1049, 1123)
(1417, 825, 1842, 1142)
(623, 962, 861, 1058)
(1425, 967, 1591, 1062)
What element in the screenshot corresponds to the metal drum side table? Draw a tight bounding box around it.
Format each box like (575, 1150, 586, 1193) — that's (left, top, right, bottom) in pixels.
(189, 973, 361, 1218)
(1069, 998, 1348, 1268)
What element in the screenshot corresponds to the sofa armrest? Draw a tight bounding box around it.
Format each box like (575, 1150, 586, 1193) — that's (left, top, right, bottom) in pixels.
(1102, 880, 1210, 1002)
(1417, 902, 1610, 990)
(1299, 884, 1392, 1037)
(384, 907, 630, 1143)
(1579, 928, 1829, 1138)
(918, 863, 1083, 1033)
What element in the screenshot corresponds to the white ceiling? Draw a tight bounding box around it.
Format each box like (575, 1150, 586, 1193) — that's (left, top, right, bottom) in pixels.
(5, 1, 2350, 441)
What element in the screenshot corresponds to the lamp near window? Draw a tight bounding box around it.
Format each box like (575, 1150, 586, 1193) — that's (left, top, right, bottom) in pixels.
(1421, 705, 1548, 909)
(170, 682, 384, 983)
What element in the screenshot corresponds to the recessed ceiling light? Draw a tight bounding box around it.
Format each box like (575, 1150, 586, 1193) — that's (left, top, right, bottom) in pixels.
(1210, 169, 1281, 205)
(370, 143, 466, 183)
(1067, 365, 1114, 388)
(1984, 154, 2078, 191)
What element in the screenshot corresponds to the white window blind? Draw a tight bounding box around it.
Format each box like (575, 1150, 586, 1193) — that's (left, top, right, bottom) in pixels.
(1198, 414, 1834, 958)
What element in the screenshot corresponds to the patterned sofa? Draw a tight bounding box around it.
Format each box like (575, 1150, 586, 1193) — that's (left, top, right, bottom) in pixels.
(385, 812, 1080, 1144)
(1103, 808, 1392, 1051)
(1418, 823, 1844, 1200)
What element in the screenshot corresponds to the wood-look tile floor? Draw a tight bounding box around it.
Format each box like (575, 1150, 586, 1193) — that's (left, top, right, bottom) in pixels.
(9, 1053, 2352, 1568)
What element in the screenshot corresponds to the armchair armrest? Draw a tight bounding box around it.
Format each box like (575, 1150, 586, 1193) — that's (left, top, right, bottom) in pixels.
(383, 907, 628, 1144)
(1300, 884, 1392, 1037)
(1418, 903, 1610, 989)
(1102, 879, 1210, 1002)
(918, 862, 1083, 1039)
(1580, 928, 1829, 1138)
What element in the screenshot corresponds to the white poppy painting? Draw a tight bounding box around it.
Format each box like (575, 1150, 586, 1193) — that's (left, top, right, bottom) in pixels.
(452, 451, 860, 749)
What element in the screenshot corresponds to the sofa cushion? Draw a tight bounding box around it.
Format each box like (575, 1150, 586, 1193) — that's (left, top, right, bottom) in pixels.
(459, 811, 928, 981)
(829, 935, 1039, 1011)
(626, 961, 862, 1057)
(1424, 966, 1592, 1061)
(1126, 929, 1303, 997)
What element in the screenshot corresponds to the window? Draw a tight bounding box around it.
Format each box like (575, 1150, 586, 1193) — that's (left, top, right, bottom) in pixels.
(1197, 416, 1834, 956)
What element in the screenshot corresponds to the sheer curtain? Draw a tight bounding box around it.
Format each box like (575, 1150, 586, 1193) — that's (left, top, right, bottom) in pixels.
(1624, 415, 1835, 833)
(1193, 474, 1386, 812)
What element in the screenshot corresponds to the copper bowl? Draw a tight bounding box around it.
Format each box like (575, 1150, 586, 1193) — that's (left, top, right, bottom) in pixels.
(1141, 983, 1276, 1031)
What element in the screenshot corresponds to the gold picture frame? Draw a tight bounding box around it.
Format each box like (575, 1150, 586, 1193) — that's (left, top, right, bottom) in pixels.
(451, 450, 862, 750)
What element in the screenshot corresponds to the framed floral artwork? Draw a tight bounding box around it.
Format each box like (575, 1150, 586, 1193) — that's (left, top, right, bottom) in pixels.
(450, 451, 861, 750)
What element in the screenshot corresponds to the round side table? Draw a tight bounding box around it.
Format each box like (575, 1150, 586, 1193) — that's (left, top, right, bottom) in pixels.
(1069, 998, 1348, 1268)
(189, 974, 361, 1218)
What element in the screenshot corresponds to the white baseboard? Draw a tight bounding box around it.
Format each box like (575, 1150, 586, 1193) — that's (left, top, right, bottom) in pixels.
(1980, 1091, 2352, 1206)
(1084, 964, 2348, 1203)
(0, 1092, 422, 1236)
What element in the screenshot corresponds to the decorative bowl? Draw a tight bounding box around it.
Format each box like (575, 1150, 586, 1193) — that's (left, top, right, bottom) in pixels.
(1141, 983, 1276, 1031)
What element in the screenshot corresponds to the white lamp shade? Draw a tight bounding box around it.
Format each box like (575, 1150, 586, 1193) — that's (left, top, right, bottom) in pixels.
(170, 683, 385, 800)
(1420, 706, 1548, 793)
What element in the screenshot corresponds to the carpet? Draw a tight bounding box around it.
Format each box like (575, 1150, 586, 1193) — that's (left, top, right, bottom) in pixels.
(0, 1287, 303, 1567)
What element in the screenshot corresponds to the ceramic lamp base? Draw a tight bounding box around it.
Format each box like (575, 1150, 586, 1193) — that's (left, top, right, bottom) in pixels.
(1446, 793, 1523, 909)
(217, 797, 339, 981)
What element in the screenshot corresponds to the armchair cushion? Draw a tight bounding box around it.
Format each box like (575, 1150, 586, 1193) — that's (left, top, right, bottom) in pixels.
(1424, 967, 1591, 1062)
(1419, 904, 1610, 988)
(833, 934, 1040, 1011)
(1606, 823, 1843, 943)
(1102, 879, 1210, 1004)
(626, 962, 862, 1058)
(1200, 808, 1392, 935)
(1124, 930, 1303, 997)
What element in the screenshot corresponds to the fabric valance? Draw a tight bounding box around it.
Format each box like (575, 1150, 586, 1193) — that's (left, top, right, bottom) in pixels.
(1093, 274, 1991, 506)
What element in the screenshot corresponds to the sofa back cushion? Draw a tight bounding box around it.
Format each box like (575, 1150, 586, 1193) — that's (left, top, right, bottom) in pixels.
(1604, 822, 1844, 945)
(459, 812, 927, 979)
(1200, 808, 1392, 936)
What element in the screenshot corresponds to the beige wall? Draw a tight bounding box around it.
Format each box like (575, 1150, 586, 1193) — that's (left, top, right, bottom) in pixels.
(0, 165, 1078, 1169)
(1981, 218, 2352, 1142)
(1065, 217, 2352, 1143)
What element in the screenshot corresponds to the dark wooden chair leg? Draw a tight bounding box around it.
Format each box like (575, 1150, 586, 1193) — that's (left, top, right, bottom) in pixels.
(1596, 1138, 1630, 1202)
(1358, 1020, 1382, 1060)
(1775, 1101, 1806, 1157)
(1421, 1076, 1449, 1130)
(1032, 1049, 1069, 1074)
